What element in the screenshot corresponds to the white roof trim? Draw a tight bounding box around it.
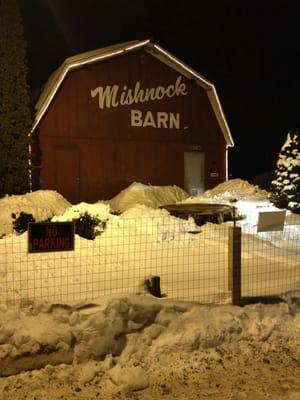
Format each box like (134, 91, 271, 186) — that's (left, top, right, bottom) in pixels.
(32, 39, 150, 132)
(31, 39, 234, 147)
(150, 44, 234, 147)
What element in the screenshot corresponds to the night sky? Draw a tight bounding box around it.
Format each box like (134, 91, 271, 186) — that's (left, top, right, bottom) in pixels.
(18, 0, 300, 182)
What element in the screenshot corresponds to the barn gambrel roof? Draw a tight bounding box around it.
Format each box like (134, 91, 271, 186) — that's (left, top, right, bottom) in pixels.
(32, 39, 234, 147)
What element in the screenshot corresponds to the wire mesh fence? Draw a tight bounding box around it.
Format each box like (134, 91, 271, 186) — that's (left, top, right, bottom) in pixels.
(0, 216, 230, 306)
(0, 211, 299, 307)
(239, 212, 300, 301)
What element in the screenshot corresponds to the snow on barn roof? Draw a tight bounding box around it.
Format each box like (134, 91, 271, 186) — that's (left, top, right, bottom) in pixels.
(32, 39, 234, 147)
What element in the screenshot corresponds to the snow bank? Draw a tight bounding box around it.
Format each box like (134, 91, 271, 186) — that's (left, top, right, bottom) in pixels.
(202, 178, 269, 201)
(0, 191, 71, 236)
(0, 295, 299, 381)
(109, 182, 189, 212)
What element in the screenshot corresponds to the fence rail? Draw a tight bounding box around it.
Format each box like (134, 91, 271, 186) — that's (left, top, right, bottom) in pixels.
(0, 212, 299, 306)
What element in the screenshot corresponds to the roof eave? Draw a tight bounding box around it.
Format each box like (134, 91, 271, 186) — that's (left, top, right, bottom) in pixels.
(148, 43, 234, 148)
(32, 39, 151, 133)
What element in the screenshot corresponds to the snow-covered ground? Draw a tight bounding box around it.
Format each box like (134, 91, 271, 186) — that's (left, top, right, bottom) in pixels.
(0, 295, 299, 399)
(0, 179, 299, 399)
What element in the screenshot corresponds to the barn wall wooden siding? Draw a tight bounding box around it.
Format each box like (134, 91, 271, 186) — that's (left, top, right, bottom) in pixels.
(33, 50, 227, 203)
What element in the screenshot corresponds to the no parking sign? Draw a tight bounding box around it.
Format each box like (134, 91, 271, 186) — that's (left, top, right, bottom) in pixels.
(28, 222, 75, 253)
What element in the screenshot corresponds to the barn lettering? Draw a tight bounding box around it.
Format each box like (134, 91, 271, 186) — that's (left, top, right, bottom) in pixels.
(91, 76, 188, 110)
(131, 109, 180, 129)
(91, 85, 119, 109)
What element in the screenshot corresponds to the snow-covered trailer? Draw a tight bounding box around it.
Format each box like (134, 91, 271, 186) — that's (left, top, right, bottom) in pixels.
(31, 39, 234, 203)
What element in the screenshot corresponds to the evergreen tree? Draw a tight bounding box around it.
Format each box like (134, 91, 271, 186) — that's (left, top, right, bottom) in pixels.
(270, 130, 300, 213)
(0, 0, 32, 195)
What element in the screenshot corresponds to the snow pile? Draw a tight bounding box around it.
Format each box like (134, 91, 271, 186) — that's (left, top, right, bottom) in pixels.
(51, 201, 199, 241)
(0, 295, 299, 384)
(201, 178, 269, 202)
(52, 202, 113, 239)
(112, 204, 199, 240)
(178, 179, 271, 222)
(52, 202, 112, 222)
(0, 190, 71, 236)
(109, 182, 189, 212)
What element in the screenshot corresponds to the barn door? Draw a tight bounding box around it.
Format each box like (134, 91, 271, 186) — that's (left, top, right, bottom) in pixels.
(55, 146, 80, 203)
(184, 151, 205, 196)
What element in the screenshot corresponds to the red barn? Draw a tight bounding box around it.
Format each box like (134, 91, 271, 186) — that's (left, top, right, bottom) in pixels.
(31, 39, 234, 203)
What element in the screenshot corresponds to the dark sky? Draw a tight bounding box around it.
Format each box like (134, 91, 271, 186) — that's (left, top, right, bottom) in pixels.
(19, 0, 300, 182)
